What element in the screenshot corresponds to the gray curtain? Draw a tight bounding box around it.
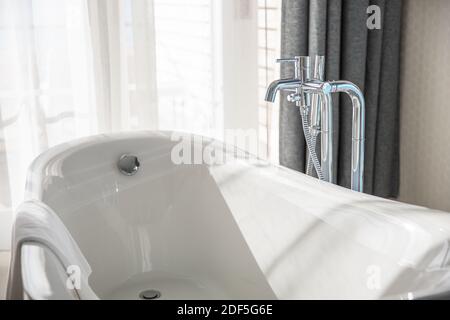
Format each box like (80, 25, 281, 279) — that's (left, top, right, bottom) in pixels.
(279, 0, 402, 197)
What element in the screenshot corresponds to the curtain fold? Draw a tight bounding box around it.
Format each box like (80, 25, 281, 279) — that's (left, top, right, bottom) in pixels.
(87, 0, 158, 132)
(280, 0, 402, 197)
(279, 0, 309, 172)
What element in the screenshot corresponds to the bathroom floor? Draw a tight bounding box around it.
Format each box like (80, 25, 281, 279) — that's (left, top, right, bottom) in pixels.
(0, 251, 10, 299)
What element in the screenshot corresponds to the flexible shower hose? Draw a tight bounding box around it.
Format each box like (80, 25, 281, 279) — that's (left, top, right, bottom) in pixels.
(299, 106, 324, 180)
(306, 134, 316, 176)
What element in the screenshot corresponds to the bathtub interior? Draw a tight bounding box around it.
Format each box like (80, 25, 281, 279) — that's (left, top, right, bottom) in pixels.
(31, 134, 275, 299)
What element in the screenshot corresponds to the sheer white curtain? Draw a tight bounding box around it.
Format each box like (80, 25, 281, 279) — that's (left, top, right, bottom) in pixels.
(0, 0, 280, 249)
(0, 0, 159, 248)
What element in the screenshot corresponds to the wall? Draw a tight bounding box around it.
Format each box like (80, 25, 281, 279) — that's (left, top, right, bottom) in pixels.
(399, 0, 450, 211)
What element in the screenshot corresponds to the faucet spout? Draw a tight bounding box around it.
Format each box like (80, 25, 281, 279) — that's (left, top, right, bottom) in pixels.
(330, 80, 365, 192)
(264, 78, 302, 102)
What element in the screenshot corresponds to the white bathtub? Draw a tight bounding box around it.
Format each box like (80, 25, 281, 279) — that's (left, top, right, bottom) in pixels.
(18, 131, 450, 299)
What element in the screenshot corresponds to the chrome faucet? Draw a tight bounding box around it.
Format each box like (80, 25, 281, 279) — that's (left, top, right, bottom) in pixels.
(265, 56, 365, 192)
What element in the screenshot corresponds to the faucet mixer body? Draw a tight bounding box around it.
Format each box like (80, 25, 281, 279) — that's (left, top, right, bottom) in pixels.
(265, 56, 365, 192)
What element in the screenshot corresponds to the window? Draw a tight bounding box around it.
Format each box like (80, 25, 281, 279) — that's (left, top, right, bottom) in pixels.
(257, 0, 281, 162)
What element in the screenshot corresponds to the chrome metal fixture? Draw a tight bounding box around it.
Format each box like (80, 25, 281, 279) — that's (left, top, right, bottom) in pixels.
(265, 55, 365, 192)
(139, 289, 161, 300)
(118, 154, 140, 176)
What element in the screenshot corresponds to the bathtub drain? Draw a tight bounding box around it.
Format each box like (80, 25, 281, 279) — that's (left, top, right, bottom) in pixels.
(139, 289, 161, 300)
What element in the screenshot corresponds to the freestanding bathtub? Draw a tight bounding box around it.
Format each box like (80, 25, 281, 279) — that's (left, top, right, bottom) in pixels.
(15, 131, 450, 299)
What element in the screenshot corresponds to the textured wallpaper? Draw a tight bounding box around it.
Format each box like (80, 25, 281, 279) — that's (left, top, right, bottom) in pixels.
(399, 0, 450, 211)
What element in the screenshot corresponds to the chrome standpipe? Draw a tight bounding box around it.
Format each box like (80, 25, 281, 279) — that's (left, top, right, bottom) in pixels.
(265, 56, 365, 193)
(329, 81, 365, 192)
(276, 57, 325, 181)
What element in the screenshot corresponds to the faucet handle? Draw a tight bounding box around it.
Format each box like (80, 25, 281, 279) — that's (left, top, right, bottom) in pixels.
(276, 58, 299, 63)
(276, 58, 300, 79)
(276, 56, 310, 81)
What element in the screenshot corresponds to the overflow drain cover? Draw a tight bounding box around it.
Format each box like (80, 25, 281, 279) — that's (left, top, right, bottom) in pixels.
(139, 289, 161, 300)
